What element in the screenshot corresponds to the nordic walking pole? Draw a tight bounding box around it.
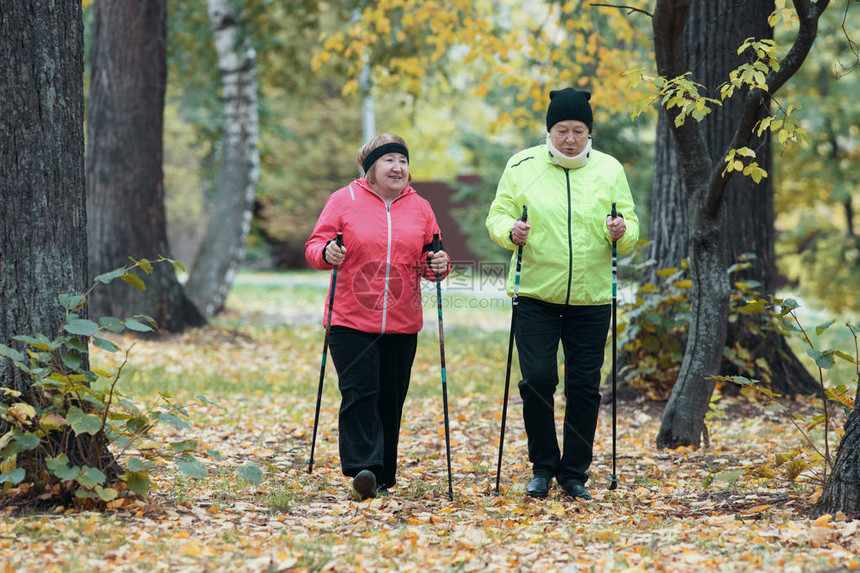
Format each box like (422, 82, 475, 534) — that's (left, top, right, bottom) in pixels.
(431, 233, 454, 501)
(308, 232, 343, 474)
(609, 203, 619, 490)
(494, 204, 528, 495)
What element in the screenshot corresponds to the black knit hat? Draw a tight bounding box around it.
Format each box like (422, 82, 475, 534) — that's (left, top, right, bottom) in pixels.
(545, 88, 593, 132)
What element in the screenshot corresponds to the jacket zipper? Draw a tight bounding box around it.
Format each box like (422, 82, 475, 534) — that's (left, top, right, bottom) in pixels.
(381, 203, 393, 333)
(565, 169, 573, 305)
(372, 191, 407, 334)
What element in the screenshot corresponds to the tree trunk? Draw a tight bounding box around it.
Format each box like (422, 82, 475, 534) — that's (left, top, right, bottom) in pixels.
(1, 0, 88, 391)
(645, 110, 688, 282)
(650, 0, 729, 448)
(816, 378, 860, 517)
(816, 406, 860, 517)
(86, 0, 205, 333)
(184, 0, 260, 318)
(656, 216, 729, 447)
(692, 0, 817, 396)
(653, 0, 829, 447)
(637, 0, 816, 411)
(0, 0, 121, 485)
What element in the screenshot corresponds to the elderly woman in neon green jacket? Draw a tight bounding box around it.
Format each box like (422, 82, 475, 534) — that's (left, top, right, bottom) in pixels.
(486, 87, 639, 501)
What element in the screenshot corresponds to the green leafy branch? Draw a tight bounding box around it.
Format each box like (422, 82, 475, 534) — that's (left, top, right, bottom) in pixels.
(719, 37, 780, 100)
(712, 298, 859, 486)
(722, 147, 768, 183)
(0, 257, 261, 507)
(754, 102, 806, 145)
(638, 35, 805, 187)
(658, 72, 722, 127)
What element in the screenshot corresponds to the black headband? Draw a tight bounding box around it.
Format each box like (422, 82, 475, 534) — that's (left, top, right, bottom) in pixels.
(362, 142, 409, 173)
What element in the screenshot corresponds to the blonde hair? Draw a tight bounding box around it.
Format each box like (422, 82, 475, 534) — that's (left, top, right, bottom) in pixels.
(357, 133, 411, 184)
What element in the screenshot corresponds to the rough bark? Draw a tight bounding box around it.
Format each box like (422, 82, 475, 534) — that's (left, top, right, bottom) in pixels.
(656, 218, 729, 448)
(1, 0, 88, 391)
(816, 406, 860, 517)
(86, 0, 205, 333)
(653, 0, 828, 447)
(652, 0, 730, 448)
(816, 376, 860, 517)
(184, 0, 260, 318)
(0, 0, 120, 484)
(644, 110, 688, 281)
(693, 0, 817, 396)
(631, 0, 817, 399)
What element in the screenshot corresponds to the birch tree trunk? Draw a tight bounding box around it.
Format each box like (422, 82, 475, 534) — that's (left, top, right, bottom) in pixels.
(184, 0, 260, 318)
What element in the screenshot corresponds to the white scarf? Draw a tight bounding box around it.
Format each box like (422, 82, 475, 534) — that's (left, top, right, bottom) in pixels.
(546, 134, 592, 169)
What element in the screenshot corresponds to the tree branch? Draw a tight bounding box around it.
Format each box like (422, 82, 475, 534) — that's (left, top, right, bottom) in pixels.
(589, 2, 653, 17)
(771, 0, 830, 95)
(837, 0, 860, 77)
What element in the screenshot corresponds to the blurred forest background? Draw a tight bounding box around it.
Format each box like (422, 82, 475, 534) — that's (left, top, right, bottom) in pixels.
(136, 0, 856, 320)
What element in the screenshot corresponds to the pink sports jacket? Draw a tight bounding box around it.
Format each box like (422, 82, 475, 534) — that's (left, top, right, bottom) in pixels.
(305, 177, 450, 334)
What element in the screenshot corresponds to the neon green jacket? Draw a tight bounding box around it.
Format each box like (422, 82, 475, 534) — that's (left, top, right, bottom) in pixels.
(486, 144, 639, 305)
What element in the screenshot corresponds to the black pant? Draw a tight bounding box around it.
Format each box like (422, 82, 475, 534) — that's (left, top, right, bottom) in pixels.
(328, 326, 418, 488)
(515, 297, 611, 484)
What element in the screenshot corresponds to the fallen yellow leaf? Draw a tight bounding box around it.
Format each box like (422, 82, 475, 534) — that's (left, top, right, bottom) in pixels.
(812, 514, 832, 527)
(743, 504, 772, 514)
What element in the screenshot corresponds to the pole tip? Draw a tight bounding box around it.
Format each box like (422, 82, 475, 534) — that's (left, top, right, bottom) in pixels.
(609, 475, 618, 490)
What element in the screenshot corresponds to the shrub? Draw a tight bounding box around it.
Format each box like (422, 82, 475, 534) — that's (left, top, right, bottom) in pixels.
(0, 257, 260, 508)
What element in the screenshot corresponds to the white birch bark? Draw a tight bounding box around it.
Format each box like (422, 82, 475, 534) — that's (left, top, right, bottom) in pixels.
(185, 0, 260, 318)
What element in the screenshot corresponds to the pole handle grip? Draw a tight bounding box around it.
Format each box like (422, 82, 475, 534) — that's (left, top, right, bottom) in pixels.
(335, 232, 343, 248)
(430, 233, 443, 276)
(610, 202, 617, 219)
(521, 205, 528, 222)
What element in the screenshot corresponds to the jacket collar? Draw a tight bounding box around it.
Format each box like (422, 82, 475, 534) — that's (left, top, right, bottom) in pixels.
(545, 137, 592, 169)
(355, 176, 415, 199)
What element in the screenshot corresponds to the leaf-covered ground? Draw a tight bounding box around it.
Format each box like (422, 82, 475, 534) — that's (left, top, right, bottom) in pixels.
(2, 272, 858, 572)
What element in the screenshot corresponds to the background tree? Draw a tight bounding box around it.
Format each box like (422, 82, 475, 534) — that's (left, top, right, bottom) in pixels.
(652, 0, 832, 448)
(184, 0, 260, 318)
(775, 6, 860, 315)
(87, 0, 205, 333)
(163, 0, 361, 269)
(635, 1, 819, 398)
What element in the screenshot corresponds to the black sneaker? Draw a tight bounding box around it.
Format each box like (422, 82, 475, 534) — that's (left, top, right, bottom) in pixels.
(352, 470, 377, 500)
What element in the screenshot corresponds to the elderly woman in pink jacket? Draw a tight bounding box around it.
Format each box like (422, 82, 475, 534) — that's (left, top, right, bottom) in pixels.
(305, 133, 450, 500)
